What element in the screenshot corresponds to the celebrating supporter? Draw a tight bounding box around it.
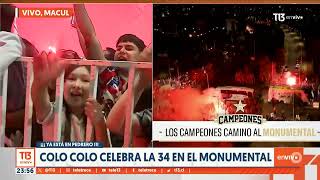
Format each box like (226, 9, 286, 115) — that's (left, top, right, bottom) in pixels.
(106, 47, 152, 147)
(73, 4, 152, 147)
(31, 52, 109, 147)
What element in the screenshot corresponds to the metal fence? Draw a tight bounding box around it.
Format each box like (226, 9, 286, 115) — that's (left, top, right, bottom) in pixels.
(0, 57, 152, 147)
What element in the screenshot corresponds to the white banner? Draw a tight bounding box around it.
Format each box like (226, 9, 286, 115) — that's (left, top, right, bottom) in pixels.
(152, 121, 320, 142)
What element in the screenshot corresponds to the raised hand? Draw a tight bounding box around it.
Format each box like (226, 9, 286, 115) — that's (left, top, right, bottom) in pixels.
(133, 47, 152, 62)
(84, 97, 105, 126)
(136, 47, 152, 82)
(33, 51, 66, 87)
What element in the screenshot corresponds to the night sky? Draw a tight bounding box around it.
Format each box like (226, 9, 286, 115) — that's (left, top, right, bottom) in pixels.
(153, 5, 320, 79)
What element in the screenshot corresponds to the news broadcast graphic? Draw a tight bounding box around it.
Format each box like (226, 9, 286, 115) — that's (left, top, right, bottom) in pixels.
(16, 148, 35, 167)
(0, 3, 152, 148)
(153, 121, 320, 142)
(16, 8, 73, 18)
(153, 4, 320, 146)
(14, 145, 320, 179)
(15, 148, 36, 175)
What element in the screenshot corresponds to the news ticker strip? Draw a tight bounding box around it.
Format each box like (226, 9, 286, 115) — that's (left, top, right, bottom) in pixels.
(36, 142, 103, 148)
(153, 121, 320, 142)
(16, 167, 300, 175)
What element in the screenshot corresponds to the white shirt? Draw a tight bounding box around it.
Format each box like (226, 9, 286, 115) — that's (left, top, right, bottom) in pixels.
(37, 103, 87, 142)
(0, 31, 22, 72)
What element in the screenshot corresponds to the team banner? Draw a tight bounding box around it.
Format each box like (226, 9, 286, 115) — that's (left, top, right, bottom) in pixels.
(15, 144, 320, 179)
(153, 121, 320, 142)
